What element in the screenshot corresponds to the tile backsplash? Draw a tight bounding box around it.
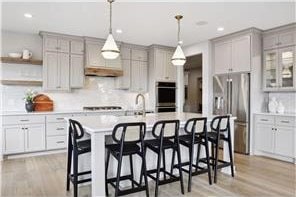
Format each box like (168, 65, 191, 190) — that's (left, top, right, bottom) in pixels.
(0, 77, 148, 112)
(268, 92, 296, 113)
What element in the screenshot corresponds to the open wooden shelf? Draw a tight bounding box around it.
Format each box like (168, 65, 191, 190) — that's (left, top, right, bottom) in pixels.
(0, 57, 43, 65)
(0, 80, 43, 86)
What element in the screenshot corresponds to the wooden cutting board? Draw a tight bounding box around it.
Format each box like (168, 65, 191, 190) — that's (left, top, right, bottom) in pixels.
(33, 94, 54, 111)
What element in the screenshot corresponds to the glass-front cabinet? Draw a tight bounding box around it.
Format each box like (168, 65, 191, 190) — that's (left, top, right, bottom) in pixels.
(263, 46, 295, 91)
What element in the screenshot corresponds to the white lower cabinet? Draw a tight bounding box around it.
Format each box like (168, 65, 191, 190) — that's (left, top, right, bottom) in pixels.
(255, 114, 296, 162)
(3, 124, 46, 154)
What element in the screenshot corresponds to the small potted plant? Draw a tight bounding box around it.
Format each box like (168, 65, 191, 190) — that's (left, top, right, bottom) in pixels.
(23, 89, 37, 112)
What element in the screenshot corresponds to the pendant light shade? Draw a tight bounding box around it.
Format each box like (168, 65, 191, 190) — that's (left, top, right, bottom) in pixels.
(101, 0, 120, 60)
(101, 34, 120, 59)
(172, 15, 186, 66)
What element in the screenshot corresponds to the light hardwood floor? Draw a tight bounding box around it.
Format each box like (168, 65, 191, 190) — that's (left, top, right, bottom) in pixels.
(1, 153, 295, 197)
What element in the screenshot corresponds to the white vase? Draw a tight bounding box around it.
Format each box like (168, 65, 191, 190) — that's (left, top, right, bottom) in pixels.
(268, 97, 278, 113)
(277, 101, 285, 114)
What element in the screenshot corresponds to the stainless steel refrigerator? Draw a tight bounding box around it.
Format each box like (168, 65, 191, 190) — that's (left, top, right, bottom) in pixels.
(213, 73, 250, 154)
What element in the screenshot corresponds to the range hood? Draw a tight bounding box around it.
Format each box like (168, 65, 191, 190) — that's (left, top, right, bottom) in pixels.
(85, 67, 123, 77)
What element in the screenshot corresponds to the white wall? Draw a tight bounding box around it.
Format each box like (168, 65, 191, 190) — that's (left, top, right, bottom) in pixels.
(183, 41, 212, 115)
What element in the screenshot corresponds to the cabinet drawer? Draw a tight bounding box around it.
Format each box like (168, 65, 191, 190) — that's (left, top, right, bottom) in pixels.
(276, 116, 295, 127)
(47, 136, 67, 150)
(3, 115, 45, 125)
(256, 115, 275, 124)
(131, 49, 148, 61)
(46, 114, 72, 123)
(46, 122, 67, 136)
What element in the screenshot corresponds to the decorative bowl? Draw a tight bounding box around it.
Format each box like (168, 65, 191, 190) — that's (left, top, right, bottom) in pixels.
(8, 53, 22, 58)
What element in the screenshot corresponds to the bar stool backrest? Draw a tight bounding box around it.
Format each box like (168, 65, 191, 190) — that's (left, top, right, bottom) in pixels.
(112, 122, 146, 143)
(211, 115, 230, 133)
(69, 119, 85, 149)
(184, 117, 207, 136)
(152, 120, 180, 139)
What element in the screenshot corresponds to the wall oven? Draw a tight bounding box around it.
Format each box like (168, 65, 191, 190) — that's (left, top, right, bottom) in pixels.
(156, 82, 176, 112)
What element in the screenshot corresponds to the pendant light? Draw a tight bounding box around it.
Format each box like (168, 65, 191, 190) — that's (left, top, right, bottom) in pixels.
(101, 0, 120, 59)
(171, 15, 186, 66)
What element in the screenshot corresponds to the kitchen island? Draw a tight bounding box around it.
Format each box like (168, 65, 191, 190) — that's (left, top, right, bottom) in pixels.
(68, 112, 236, 197)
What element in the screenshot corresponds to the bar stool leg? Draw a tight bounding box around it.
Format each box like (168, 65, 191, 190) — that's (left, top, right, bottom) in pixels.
(115, 153, 123, 197)
(142, 150, 150, 197)
(188, 143, 194, 192)
(204, 140, 212, 185)
(73, 151, 78, 197)
(170, 149, 175, 175)
(66, 143, 72, 191)
(129, 155, 135, 189)
(162, 149, 167, 180)
(195, 143, 201, 173)
(213, 142, 219, 183)
(105, 150, 111, 196)
(211, 142, 215, 170)
(176, 144, 185, 194)
(228, 138, 235, 177)
(155, 147, 162, 197)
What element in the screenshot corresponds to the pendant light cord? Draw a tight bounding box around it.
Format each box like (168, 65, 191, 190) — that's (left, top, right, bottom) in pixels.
(177, 19, 180, 44)
(109, 0, 113, 34)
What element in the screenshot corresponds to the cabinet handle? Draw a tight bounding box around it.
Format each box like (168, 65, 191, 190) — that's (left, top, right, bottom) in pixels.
(56, 86, 61, 88)
(280, 120, 290, 123)
(56, 141, 65, 144)
(20, 119, 29, 122)
(277, 42, 282, 45)
(260, 119, 268, 121)
(56, 118, 64, 120)
(56, 128, 65, 130)
(274, 128, 277, 131)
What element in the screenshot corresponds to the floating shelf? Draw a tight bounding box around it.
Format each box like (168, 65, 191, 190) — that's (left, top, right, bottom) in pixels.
(0, 57, 43, 65)
(0, 80, 43, 86)
(85, 67, 123, 77)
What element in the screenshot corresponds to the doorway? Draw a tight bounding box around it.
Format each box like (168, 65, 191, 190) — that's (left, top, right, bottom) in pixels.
(184, 54, 202, 113)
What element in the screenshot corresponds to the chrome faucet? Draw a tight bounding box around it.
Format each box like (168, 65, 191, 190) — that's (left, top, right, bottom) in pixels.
(136, 93, 146, 117)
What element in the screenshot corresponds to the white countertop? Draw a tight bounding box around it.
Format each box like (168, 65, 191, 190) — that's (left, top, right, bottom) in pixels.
(254, 112, 296, 117)
(0, 109, 154, 116)
(69, 112, 237, 134)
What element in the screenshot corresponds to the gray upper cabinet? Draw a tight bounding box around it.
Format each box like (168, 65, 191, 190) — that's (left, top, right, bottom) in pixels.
(40, 32, 85, 91)
(262, 23, 296, 92)
(213, 34, 251, 75)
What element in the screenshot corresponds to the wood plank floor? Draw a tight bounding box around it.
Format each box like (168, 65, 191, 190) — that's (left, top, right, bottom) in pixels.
(1, 153, 295, 197)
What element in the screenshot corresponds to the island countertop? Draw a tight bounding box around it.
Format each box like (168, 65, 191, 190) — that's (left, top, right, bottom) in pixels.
(68, 112, 237, 133)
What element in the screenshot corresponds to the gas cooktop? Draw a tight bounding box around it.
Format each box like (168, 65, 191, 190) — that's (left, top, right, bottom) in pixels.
(83, 106, 122, 111)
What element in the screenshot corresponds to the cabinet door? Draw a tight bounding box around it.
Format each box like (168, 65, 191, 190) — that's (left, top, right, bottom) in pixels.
(214, 41, 232, 75)
(44, 36, 58, 52)
(85, 43, 105, 67)
(165, 50, 176, 82)
(58, 39, 70, 53)
(25, 124, 46, 152)
(105, 57, 122, 70)
(263, 50, 279, 91)
(278, 30, 295, 48)
(274, 127, 294, 158)
(43, 51, 59, 90)
(70, 54, 84, 88)
(278, 47, 295, 90)
(256, 123, 274, 153)
(155, 49, 167, 81)
(71, 40, 84, 55)
(115, 59, 130, 89)
(263, 34, 278, 50)
(231, 35, 251, 73)
(131, 49, 148, 61)
(58, 53, 70, 91)
(121, 47, 131, 60)
(3, 126, 25, 154)
(130, 60, 147, 92)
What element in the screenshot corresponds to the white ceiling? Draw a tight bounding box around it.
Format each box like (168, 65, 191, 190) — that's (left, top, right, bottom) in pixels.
(1, 1, 295, 47)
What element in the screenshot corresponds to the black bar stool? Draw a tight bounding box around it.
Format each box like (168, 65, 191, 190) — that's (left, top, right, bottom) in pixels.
(208, 115, 234, 183)
(171, 117, 212, 192)
(66, 119, 91, 197)
(141, 120, 184, 197)
(105, 122, 149, 197)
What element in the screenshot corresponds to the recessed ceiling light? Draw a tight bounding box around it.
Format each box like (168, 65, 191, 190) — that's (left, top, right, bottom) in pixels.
(195, 21, 208, 26)
(116, 29, 122, 34)
(217, 27, 224, 32)
(24, 13, 33, 18)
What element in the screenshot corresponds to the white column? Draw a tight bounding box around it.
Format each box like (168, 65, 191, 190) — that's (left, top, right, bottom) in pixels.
(176, 66, 184, 113)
